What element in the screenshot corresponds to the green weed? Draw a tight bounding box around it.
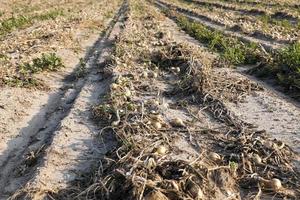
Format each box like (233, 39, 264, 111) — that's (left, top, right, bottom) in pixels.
(3, 53, 63, 88)
(3, 76, 40, 88)
(176, 14, 260, 65)
(258, 14, 293, 30)
(0, 54, 9, 61)
(36, 10, 64, 21)
(0, 15, 30, 35)
(20, 53, 64, 74)
(274, 42, 300, 89)
(0, 9, 64, 36)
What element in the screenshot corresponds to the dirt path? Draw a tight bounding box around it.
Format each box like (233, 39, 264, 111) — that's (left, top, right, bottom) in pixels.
(0, 1, 127, 199)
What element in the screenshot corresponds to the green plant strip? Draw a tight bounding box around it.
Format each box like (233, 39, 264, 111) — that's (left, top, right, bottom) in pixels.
(0, 9, 64, 36)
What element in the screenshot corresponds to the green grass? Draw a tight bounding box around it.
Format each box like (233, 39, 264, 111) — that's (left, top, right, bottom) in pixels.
(0, 9, 64, 36)
(258, 14, 293, 31)
(175, 14, 261, 65)
(274, 43, 300, 89)
(255, 43, 300, 90)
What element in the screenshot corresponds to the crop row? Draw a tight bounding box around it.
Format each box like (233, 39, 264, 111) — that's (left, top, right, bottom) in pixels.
(159, 3, 300, 96)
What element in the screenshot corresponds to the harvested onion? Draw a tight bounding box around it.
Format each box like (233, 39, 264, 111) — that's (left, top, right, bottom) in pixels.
(252, 154, 262, 164)
(124, 88, 131, 97)
(270, 178, 282, 191)
(155, 146, 167, 155)
(153, 100, 160, 106)
(111, 120, 120, 126)
(258, 177, 283, 192)
(151, 72, 158, 78)
(111, 83, 118, 89)
(171, 117, 185, 127)
(142, 71, 148, 78)
(208, 152, 221, 161)
(145, 157, 156, 169)
(264, 140, 274, 149)
(153, 121, 162, 129)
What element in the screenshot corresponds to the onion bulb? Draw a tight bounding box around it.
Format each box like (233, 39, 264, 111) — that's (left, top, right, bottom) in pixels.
(252, 154, 262, 164)
(270, 178, 282, 191)
(258, 177, 282, 192)
(149, 99, 159, 106)
(111, 83, 118, 90)
(145, 157, 156, 169)
(153, 100, 160, 106)
(124, 88, 131, 97)
(208, 152, 221, 161)
(155, 146, 167, 155)
(111, 120, 120, 126)
(150, 72, 158, 78)
(153, 121, 162, 129)
(171, 117, 185, 127)
(264, 140, 274, 149)
(142, 71, 148, 78)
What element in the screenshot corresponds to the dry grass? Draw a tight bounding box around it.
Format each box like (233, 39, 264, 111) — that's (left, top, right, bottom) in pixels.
(0, 0, 123, 88)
